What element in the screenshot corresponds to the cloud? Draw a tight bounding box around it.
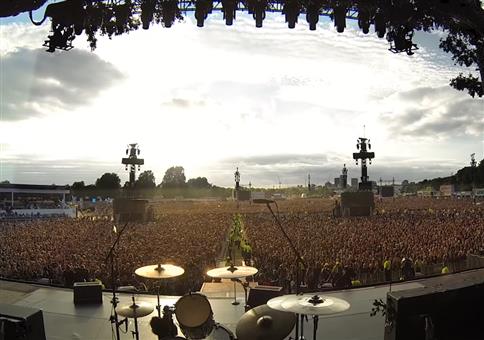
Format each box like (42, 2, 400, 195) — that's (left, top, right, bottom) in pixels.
(0, 47, 125, 121)
(381, 86, 484, 139)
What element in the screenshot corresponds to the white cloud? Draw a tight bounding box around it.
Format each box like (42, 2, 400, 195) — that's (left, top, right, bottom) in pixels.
(0, 15, 482, 185)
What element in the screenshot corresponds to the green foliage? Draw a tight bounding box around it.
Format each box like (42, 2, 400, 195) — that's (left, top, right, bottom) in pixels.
(71, 181, 85, 191)
(417, 158, 484, 190)
(95, 172, 121, 190)
(161, 166, 186, 188)
(136, 170, 156, 189)
(187, 177, 212, 188)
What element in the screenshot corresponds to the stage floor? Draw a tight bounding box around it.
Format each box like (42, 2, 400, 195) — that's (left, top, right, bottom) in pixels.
(2, 269, 484, 340)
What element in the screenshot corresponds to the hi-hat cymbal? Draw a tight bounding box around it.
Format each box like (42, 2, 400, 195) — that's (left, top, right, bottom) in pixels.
(116, 301, 154, 318)
(206, 265, 258, 279)
(267, 294, 350, 316)
(236, 304, 296, 340)
(135, 264, 185, 279)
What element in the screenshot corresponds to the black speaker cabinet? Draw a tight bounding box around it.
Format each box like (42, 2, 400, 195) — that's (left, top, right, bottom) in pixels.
(385, 273, 484, 340)
(247, 285, 283, 310)
(73, 282, 103, 305)
(0, 303, 46, 340)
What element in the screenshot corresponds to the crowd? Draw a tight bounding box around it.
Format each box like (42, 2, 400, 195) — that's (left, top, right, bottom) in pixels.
(0, 212, 231, 294)
(244, 197, 484, 290)
(0, 197, 483, 295)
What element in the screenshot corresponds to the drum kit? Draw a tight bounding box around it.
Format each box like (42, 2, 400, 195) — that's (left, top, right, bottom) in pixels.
(112, 263, 351, 340)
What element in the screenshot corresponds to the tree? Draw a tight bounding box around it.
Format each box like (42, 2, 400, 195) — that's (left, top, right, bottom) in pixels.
(161, 166, 186, 188)
(187, 177, 212, 188)
(136, 170, 156, 188)
(0, 180, 10, 184)
(95, 173, 121, 190)
(71, 181, 85, 191)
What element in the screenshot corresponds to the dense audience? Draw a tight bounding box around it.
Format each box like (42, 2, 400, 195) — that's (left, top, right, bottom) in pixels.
(0, 197, 483, 295)
(245, 197, 484, 290)
(0, 213, 231, 294)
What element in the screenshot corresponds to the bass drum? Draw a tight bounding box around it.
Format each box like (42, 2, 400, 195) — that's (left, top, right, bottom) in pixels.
(175, 293, 215, 339)
(205, 323, 236, 340)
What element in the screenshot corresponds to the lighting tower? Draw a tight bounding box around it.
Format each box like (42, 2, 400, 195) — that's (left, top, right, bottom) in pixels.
(308, 173, 311, 191)
(471, 153, 477, 192)
(341, 164, 348, 189)
(235, 167, 240, 190)
(353, 137, 375, 191)
(122, 143, 144, 189)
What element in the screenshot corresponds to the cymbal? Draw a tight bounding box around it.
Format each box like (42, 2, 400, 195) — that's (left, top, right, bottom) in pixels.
(267, 294, 350, 316)
(135, 264, 185, 279)
(206, 265, 258, 279)
(236, 304, 296, 340)
(116, 301, 154, 318)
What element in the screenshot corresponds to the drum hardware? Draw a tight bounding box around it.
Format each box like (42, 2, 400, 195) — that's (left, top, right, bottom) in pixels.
(135, 263, 185, 317)
(267, 293, 350, 340)
(115, 296, 154, 340)
(231, 278, 250, 310)
(206, 265, 258, 306)
(105, 222, 130, 340)
(253, 199, 307, 339)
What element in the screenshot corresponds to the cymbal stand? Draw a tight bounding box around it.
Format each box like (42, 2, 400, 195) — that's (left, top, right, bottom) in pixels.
(265, 202, 307, 340)
(156, 281, 162, 317)
(232, 278, 249, 310)
(312, 315, 319, 340)
(130, 296, 141, 340)
(231, 279, 240, 305)
(105, 222, 129, 340)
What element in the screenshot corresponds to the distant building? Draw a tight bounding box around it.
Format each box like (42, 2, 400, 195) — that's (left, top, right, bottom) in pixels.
(334, 177, 341, 188)
(351, 178, 358, 188)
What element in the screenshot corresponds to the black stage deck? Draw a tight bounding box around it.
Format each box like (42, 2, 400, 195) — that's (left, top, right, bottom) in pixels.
(1, 269, 483, 340)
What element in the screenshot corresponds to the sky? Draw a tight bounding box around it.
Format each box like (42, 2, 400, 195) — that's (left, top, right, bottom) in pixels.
(0, 8, 483, 187)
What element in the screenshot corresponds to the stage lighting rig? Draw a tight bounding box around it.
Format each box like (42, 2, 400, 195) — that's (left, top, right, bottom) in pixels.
(122, 143, 144, 189)
(234, 167, 241, 190)
(283, 0, 300, 28)
(353, 137, 375, 191)
(387, 25, 418, 55)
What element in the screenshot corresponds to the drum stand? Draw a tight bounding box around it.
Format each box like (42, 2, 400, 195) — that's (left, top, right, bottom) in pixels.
(231, 280, 240, 305)
(312, 315, 319, 340)
(156, 281, 162, 317)
(131, 297, 141, 340)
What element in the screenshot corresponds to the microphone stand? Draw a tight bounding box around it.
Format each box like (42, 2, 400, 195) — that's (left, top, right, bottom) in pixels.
(265, 202, 307, 340)
(105, 222, 129, 340)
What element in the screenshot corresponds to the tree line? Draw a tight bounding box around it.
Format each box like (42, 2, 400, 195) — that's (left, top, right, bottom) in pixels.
(70, 166, 227, 197)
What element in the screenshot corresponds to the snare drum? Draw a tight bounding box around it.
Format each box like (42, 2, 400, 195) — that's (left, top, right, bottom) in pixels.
(175, 293, 215, 339)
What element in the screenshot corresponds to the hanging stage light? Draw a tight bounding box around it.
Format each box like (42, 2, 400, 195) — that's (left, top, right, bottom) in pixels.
(222, 0, 238, 25)
(357, 7, 370, 34)
(387, 26, 418, 55)
(283, 0, 300, 29)
(333, 5, 347, 33)
(43, 24, 75, 52)
(141, 0, 156, 29)
(305, 1, 320, 31)
(374, 9, 386, 38)
(161, 0, 180, 28)
(252, 0, 267, 27)
(195, 0, 213, 27)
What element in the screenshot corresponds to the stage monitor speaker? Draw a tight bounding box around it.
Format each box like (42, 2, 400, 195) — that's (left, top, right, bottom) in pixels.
(0, 303, 46, 340)
(247, 285, 283, 310)
(73, 282, 103, 305)
(384, 273, 484, 340)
